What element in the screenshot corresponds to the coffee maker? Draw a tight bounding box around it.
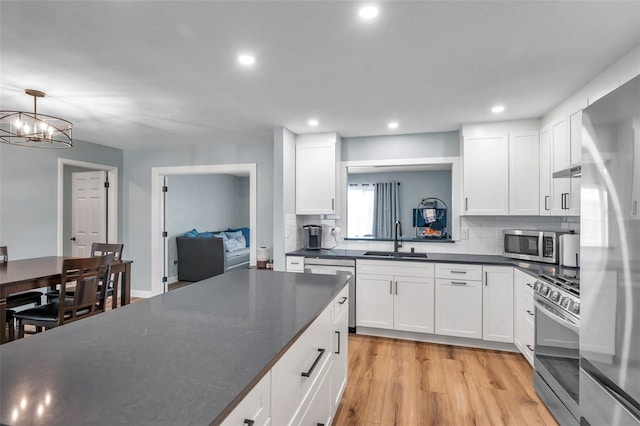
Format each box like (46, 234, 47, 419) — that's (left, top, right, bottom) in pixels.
(302, 225, 323, 250)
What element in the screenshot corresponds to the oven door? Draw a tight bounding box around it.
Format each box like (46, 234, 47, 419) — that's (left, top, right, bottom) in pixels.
(534, 294, 580, 425)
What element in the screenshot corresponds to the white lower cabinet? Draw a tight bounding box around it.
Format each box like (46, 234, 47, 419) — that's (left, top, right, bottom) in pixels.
(482, 266, 514, 343)
(332, 287, 349, 411)
(523, 273, 536, 366)
(435, 278, 483, 339)
(223, 288, 348, 426)
(513, 269, 536, 366)
(356, 260, 435, 333)
(221, 371, 271, 426)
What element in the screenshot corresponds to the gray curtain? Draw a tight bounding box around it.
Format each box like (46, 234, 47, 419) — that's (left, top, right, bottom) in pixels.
(373, 182, 400, 239)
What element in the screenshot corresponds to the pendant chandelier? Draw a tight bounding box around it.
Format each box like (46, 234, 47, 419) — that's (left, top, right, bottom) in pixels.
(0, 89, 73, 148)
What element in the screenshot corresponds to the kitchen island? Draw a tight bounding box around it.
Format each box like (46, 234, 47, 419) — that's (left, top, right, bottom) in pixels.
(0, 269, 349, 425)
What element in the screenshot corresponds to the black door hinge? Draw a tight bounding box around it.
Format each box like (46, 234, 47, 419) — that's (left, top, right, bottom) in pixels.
(104, 181, 110, 188)
(162, 231, 168, 237)
(162, 185, 168, 192)
(162, 276, 168, 283)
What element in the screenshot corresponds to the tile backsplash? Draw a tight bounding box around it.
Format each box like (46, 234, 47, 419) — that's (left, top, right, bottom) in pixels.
(300, 215, 579, 255)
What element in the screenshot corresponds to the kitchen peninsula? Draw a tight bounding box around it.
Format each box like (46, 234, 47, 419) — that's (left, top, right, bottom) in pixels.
(0, 269, 349, 425)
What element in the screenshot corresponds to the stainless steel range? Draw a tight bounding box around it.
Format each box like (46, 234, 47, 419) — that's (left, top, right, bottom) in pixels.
(533, 273, 580, 425)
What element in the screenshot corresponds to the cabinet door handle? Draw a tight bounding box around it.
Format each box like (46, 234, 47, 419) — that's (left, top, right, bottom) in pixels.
(634, 200, 638, 216)
(561, 193, 565, 209)
(545, 195, 550, 211)
(331, 198, 335, 210)
(485, 271, 488, 286)
(526, 345, 534, 352)
(335, 331, 341, 354)
(389, 280, 393, 294)
(317, 424, 325, 426)
(243, 420, 255, 426)
(526, 310, 534, 316)
(338, 296, 347, 305)
(526, 283, 533, 288)
(465, 197, 468, 211)
(451, 270, 467, 274)
(451, 281, 467, 285)
(565, 193, 570, 209)
(301, 348, 326, 377)
(395, 281, 398, 295)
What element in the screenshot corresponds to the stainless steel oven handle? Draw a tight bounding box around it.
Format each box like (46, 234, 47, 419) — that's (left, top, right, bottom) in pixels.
(534, 297, 579, 334)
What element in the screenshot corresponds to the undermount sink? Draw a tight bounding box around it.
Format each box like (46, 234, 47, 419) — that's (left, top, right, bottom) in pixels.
(363, 251, 428, 259)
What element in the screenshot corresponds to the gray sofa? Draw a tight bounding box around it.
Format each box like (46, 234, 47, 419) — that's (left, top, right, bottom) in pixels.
(176, 236, 250, 282)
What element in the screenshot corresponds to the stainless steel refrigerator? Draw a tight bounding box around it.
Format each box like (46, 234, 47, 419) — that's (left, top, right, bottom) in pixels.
(580, 74, 640, 425)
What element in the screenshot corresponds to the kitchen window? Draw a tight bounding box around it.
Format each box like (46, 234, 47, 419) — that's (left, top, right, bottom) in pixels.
(347, 183, 374, 238)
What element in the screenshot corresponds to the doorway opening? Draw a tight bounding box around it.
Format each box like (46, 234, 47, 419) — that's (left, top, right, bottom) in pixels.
(57, 159, 118, 256)
(151, 164, 257, 296)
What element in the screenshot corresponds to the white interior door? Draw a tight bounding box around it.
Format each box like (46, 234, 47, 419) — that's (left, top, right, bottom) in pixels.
(72, 171, 107, 257)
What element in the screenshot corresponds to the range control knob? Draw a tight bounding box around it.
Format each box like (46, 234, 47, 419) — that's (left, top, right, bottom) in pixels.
(550, 291, 561, 302)
(539, 285, 550, 296)
(570, 302, 580, 315)
(560, 297, 571, 309)
(534, 281, 542, 292)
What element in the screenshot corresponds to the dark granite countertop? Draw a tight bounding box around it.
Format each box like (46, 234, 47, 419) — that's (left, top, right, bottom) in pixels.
(287, 249, 579, 280)
(0, 269, 348, 426)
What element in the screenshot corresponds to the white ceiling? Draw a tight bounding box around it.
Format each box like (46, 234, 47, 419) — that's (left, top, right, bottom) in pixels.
(1, 1, 639, 150)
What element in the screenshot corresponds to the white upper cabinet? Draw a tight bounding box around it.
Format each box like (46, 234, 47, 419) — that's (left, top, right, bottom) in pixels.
(462, 132, 509, 215)
(539, 127, 552, 215)
(295, 133, 340, 215)
(509, 131, 540, 215)
(462, 121, 540, 216)
(550, 111, 581, 216)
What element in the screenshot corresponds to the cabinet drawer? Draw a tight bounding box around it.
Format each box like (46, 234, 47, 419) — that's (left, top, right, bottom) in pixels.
(524, 321, 535, 366)
(435, 263, 482, 281)
(333, 285, 349, 325)
(271, 303, 332, 425)
(294, 359, 333, 426)
(221, 371, 271, 426)
(357, 259, 434, 277)
(523, 273, 536, 295)
(286, 256, 305, 273)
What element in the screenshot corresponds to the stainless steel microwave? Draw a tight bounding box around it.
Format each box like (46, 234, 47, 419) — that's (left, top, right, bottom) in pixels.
(503, 230, 565, 264)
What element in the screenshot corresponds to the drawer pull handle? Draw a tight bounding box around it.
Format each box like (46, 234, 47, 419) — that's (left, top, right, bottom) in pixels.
(526, 310, 534, 316)
(290, 262, 299, 265)
(335, 331, 341, 354)
(451, 281, 467, 286)
(243, 420, 255, 426)
(338, 296, 347, 305)
(318, 423, 325, 426)
(526, 345, 534, 352)
(301, 348, 326, 378)
(389, 280, 393, 294)
(526, 283, 533, 288)
(450, 270, 467, 274)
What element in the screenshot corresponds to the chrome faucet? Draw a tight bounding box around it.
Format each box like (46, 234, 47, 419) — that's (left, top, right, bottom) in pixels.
(394, 220, 403, 252)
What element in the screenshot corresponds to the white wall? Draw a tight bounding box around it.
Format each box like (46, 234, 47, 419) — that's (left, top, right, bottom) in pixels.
(0, 140, 124, 260)
(165, 174, 249, 280)
(273, 127, 299, 271)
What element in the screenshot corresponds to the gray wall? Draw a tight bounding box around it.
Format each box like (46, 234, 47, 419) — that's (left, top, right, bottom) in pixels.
(122, 141, 273, 293)
(342, 131, 459, 161)
(166, 174, 249, 279)
(347, 170, 452, 239)
(0, 140, 124, 260)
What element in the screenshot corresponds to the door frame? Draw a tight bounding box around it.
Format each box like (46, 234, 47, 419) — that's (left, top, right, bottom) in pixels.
(57, 158, 118, 256)
(151, 163, 257, 296)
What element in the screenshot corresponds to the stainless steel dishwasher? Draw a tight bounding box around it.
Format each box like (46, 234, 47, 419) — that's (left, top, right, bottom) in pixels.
(304, 257, 356, 332)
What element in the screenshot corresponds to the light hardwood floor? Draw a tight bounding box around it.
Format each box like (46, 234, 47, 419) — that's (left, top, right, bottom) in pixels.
(333, 334, 558, 426)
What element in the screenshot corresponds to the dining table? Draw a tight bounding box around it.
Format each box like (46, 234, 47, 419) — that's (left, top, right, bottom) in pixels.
(0, 256, 133, 344)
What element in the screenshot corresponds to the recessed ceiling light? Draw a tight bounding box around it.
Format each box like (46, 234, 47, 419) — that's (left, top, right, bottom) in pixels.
(388, 121, 399, 129)
(238, 54, 255, 66)
(491, 105, 505, 113)
(308, 119, 319, 126)
(359, 5, 379, 20)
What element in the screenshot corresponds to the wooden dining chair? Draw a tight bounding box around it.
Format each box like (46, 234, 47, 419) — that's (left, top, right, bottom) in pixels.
(91, 243, 124, 309)
(0, 246, 44, 318)
(14, 254, 114, 338)
(46, 243, 124, 309)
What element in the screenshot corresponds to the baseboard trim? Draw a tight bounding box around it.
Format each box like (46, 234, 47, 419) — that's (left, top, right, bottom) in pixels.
(130, 290, 154, 299)
(167, 275, 178, 284)
(356, 326, 518, 353)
